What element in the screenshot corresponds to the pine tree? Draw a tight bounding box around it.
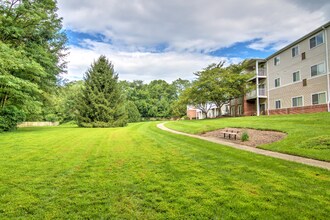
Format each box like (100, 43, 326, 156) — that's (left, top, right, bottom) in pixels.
(77, 56, 127, 127)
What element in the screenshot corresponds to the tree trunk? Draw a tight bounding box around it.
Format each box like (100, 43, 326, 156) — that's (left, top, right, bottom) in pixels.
(1, 94, 8, 109)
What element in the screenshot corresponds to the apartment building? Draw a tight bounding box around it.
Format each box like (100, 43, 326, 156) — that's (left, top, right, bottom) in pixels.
(230, 21, 330, 116)
(267, 22, 330, 115)
(187, 22, 330, 118)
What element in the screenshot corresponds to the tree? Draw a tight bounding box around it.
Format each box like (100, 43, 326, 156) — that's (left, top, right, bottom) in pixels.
(126, 101, 141, 123)
(120, 80, 152, 118)
(180, 85, 213, 118)
(120, 78, 191, 119)
(181, 61, 253, 118)
(171, 78, 191, 98)
(0, 0, 67, 130)
(170, 78, 191, 117)
(208, 61, 253, 110)
(76, 56, 127, 127)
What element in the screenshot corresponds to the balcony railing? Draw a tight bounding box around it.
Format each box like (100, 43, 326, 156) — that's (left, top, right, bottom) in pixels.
(259, 88, 266, 96)
(257, 68, 266, 76)
(246, 88, 267, 99)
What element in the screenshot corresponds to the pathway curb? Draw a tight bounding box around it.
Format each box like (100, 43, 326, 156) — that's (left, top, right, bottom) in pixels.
(157, 123, 330, 171)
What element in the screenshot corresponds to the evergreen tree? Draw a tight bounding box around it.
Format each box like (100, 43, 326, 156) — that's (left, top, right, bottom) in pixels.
(77, 56, 127, 127)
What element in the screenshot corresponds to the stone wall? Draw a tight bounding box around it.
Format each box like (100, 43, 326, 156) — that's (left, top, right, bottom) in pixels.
(17, 122, 59, 127)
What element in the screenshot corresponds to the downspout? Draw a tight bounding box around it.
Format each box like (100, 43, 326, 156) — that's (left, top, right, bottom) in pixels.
(323, 26, 330, 112)
(266, 61, 270, 115)
(256, 60, 260, 116)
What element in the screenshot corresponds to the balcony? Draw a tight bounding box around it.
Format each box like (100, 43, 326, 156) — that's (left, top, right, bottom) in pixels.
(248, 68, 267, 82)
(246, 88, 267, 100)
(257, 68, 266, 76)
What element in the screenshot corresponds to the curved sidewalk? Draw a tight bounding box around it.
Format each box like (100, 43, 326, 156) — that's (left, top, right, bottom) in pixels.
(157, 123, 330, 171)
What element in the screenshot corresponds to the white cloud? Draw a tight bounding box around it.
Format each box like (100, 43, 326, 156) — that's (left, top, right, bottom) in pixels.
(58, 0, 329, 52)
(61, 40, 240, 82)
(57, 0, 330, 81)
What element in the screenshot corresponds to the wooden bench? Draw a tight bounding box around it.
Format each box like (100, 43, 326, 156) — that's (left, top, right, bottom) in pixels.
(221, 130, 239, 140)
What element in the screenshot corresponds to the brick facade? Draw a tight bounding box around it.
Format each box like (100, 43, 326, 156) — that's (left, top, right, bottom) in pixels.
(269, 104, 328, 115)
(243, 98, 257, 116)
(187, 109, 197, 119)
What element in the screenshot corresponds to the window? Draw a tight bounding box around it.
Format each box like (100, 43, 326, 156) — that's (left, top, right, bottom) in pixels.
(230, 106, 235, 116)
(292, 46, 299, 57)
(312, 92, 326, 105)
(238, 105, 242, 115)
(310, 32, 324, 49)
(275, 78, 280, 87)
(274, 56, 280, 66)
(292, 96, 303, 107)
(275, 100, 281, 109)
(293, 71, 300, 82)
(311, 63, 325, 77)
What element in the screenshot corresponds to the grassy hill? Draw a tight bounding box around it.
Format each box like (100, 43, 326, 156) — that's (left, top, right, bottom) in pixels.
(166, 112, 330, 161)
(0, 121, 329, 218)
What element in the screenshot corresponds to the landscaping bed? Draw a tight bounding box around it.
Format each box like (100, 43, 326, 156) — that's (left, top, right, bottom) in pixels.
(200, 128, 287, 147)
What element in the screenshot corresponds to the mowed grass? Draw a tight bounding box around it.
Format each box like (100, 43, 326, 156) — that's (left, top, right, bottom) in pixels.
(166, 112, 330, 161)
(0, 122, 329, 219)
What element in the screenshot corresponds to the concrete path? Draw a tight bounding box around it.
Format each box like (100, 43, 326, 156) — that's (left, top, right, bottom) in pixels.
(157, 123, 330, 171)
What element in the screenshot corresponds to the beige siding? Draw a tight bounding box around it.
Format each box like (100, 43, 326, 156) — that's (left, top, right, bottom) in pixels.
(269, 75, 328, 109)
(267, 26, 330, 111)
(268, 29, 328, 91)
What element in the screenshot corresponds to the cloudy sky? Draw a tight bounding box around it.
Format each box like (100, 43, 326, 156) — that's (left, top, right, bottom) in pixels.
(57, 0, 330, 82)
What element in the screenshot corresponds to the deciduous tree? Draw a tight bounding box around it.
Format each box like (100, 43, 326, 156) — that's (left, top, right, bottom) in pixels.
(0, 0, 67, 130)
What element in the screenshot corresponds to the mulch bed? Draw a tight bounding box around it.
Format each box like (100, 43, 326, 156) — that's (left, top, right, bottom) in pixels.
(200, 128, 287, 147)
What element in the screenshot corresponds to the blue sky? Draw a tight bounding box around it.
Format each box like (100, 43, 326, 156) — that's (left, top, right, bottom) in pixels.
(58, 0, 330, 82)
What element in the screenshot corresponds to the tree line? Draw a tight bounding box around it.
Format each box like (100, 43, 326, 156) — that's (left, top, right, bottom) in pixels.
(44, 57, 192, 127)
(0, 0, 252, 130)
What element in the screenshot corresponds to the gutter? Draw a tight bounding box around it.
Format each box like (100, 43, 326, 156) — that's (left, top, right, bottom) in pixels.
(324, 26, 330, 112)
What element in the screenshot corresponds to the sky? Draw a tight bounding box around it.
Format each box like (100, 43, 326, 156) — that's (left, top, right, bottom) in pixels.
(57, 0, 330, 83)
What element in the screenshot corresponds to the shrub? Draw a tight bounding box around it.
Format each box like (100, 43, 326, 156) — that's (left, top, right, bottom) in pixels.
(182, 116, 190, 120)
(126, 101, 141, 123)
(0, 106, 25, 132)
(241, 131, 249, 142)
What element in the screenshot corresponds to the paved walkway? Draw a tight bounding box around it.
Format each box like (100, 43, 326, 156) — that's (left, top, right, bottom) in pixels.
(157, 123, 330, 171)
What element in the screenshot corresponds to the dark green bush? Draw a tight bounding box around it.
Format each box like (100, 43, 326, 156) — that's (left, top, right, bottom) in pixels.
(0, 106, 25, 132)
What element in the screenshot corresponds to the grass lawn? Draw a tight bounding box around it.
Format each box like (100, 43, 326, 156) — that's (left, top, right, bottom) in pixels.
(0, 122, 329, 219)
(166, 112, 330, 162)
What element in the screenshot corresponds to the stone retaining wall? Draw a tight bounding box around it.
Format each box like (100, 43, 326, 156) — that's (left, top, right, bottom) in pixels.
(17, 122, 59, 127)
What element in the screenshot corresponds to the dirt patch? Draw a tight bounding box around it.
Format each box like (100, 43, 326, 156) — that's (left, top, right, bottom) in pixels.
(200, 128, 287, 147)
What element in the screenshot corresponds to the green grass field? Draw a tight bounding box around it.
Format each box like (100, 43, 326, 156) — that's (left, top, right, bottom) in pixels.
(166, 112, 330, 162)
(0, 121, 329, 219)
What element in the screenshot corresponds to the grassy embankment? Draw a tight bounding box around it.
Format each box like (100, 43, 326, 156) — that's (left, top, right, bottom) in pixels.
(166, 112, 330, 161)
(0, 121, 329, 219)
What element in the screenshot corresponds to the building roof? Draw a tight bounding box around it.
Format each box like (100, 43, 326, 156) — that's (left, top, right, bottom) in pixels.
(266, 21, 330, 60)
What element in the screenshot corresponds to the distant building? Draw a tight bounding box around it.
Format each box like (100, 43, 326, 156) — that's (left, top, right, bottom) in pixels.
(187, 103, 229, 119)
